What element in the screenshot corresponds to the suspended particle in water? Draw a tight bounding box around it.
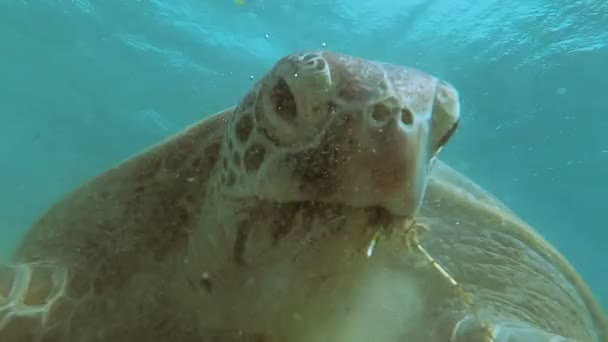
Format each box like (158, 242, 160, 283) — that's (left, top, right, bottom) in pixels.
(321, 41, 327, 48)
(249, 75, 254, 80)
(264, 33, 270, 39)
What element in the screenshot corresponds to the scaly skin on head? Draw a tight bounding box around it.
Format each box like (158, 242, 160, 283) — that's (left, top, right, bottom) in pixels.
(184, 50, 461, 340)
(187, 50, 461, 275)
(214, 50, 459, 217)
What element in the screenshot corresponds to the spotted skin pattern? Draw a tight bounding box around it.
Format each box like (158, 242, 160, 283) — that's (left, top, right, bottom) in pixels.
(1, 51, 605, 342)
(216, 51, 459, 218)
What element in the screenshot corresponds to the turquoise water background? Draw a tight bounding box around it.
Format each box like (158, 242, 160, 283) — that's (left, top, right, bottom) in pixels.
(1, 0, 606, 309)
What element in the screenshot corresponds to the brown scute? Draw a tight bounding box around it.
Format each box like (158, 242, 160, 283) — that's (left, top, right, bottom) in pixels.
(91, 252, 142, 294)
(270, 78, 297, 121)
(235, 114, 254, 143)
(1, 314, 41, 342)
(65, 268, 92, 298)
(39, 324, 67, 342)
(63, 276, 199, 341)
(127, 119, 223, 261)
(132, 155, 163, 183)
(0, 264, 16, 302)
(243, 143, 267, 172)
(203, 138, 222, 162)
(138, 200, 196, 262)
(14, 110, 229, 300)
(23, 264, 57, 306)
(45, 296, 76, 328)
(161, 129, 214, 174)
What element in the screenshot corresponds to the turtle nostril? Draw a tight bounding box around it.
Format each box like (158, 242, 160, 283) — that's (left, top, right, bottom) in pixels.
(401, 108, 414, 126)
(300, 54, 327, 72)
(371, 103, 392, 123)
(315, 58, 326, 71)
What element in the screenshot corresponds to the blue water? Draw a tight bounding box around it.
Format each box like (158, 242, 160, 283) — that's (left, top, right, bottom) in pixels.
(0, 0, 606, 310)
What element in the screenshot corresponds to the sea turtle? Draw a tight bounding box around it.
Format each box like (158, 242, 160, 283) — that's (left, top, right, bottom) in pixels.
(0, 51, 606, 342)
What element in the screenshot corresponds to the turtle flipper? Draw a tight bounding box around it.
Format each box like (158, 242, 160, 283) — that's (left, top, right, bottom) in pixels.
(490, 321, 577, 342)
(451, 314, 576, 342)
(0, 262, 73, 341)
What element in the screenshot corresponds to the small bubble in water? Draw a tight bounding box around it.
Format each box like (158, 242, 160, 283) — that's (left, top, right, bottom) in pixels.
(321, 41, 327, 48)
(294, 73, 299, 78)
(264, 33, 270, 39)
(249, 75, 254, 80)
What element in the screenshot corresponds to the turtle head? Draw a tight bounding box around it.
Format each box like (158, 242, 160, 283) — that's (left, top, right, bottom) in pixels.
(216, 51, 460, 219)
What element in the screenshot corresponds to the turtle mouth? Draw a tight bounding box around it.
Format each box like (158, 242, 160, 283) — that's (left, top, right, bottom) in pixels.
(365, 205, 408, 227)
(290, 200, 410, 231)
(232, 199, 410, 266)
(279, 202, 409, 259)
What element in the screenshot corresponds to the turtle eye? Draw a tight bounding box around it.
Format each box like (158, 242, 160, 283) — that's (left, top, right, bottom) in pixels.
(435, 120, 459, 151)
(270, 78, 297, 121)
